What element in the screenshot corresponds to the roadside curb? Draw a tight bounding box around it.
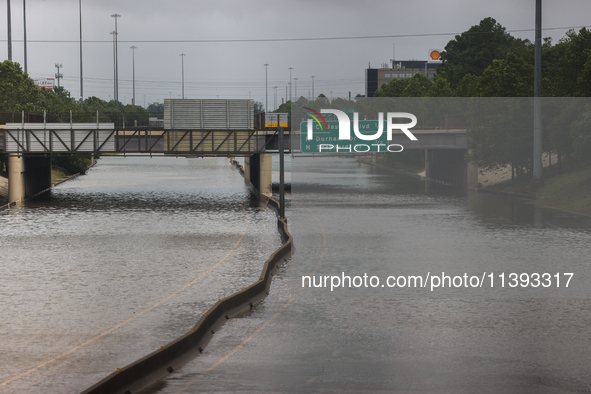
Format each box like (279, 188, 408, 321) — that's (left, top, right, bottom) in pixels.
(477, 188, 538, 201)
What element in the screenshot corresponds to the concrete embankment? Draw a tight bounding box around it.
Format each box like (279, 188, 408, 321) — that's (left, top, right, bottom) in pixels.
(81, 160, 294, 394)
(0, 176, 7, 198)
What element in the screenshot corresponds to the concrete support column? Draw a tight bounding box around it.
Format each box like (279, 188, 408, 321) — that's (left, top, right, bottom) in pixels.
(244, 156, 251, 182)
(424, 149, 477, 190)
(8, 154, 25, 204)
(259, 153, 272, 197)
(246, 153, 272, 198)
(467, 158, 479, 191)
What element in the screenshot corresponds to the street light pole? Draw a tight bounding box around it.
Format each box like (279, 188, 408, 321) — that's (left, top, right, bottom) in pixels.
(264, 64, 269, 112)
(110, 31, 117, 104)
(23, 0, 27, 72)
(533, 0, 543, 182)
(111, 13, 121, 108)
(180, 53, 186, 99)
(7, 0, 11, 61)
(55, 63, 63, 87)
(130, 46, 137, 105)
(79, 0, 83, 108)
(288, 67, 293, 103)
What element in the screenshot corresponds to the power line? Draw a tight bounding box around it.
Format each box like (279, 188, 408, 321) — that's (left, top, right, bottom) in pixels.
(4, 25, 591, 44)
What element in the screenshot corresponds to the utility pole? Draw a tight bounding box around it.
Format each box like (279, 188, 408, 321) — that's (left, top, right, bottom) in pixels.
(533, 0, 543, 183)
(288, 67, 293, 103)
(23, 0, 27, 72)
(79, 0, 83, 108)
(55, 63, 63, 87)
(264, 63, 269, 112)
(110, 31, 117, 103)
(111, 13, 121, 108)
(130, 46, 137, 105)
(7, 0, 12, 61)
(180, 53, 185, 99)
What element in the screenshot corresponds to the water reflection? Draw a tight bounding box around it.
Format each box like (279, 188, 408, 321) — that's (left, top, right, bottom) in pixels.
(0, 156, 282, 393)
(152, 156, 591, 394)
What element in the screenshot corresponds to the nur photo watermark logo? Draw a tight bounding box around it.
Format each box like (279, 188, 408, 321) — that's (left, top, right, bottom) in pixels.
(301, 108, 418, 153)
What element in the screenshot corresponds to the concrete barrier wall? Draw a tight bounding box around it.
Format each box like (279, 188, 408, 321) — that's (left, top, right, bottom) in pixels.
(81, 163, 293, 394)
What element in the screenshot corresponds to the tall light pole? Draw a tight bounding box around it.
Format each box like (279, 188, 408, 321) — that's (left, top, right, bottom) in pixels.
(288, 67, 293, 103)
(23, 0, 27, 72)
(7, 0, 11, 61)
(55, 63, 63, 87)
(311, 76, 315, 99)
(79, 0, 83, 108)
(130, 46, 137, 105)
(110, 31, 117, 104)
(111, 13, 121, 108)
(180, 53, 186, 99)
(533, 0, 543, 182)
(264, 63, 269, 112)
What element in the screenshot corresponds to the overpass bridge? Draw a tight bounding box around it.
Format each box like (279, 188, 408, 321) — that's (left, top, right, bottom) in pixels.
(0, 99, 293, 204)
(1, 100, 476, 205)
(0, 124, 288, 205)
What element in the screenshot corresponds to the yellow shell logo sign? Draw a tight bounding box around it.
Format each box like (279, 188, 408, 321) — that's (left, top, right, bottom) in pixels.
(430, 50, 441, 61)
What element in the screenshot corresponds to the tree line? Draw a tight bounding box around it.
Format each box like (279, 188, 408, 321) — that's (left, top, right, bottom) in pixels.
(372, 17, 591, 177)
(0, 59, 163, 126)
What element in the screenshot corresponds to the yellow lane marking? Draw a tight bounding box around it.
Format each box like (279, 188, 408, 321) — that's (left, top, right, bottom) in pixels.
(0, 205, 249, 389)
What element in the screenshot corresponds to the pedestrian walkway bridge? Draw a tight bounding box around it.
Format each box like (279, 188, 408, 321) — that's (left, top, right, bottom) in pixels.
(0, 125, 289, 155)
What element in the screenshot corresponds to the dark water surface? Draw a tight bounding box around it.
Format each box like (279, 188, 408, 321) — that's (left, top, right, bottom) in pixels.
(150, 156, 591, 394)
(0, 156, 281, 393)
(2, 155, 590, 394)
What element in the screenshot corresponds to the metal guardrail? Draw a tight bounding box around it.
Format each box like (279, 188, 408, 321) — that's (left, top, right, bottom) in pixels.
(81, 182, 293, 394)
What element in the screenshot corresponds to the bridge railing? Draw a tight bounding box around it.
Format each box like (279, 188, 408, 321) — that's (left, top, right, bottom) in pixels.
(1, 125, 293, 155)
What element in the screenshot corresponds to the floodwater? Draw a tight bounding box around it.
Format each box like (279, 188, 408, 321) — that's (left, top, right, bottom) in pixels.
(1, 155, 590, 393)
(148, 156, 591, 394)
(0, 156, 282, 393)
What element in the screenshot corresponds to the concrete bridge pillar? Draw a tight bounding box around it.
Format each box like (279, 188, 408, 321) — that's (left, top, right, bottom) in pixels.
(259, 153, 272, 197)
(8, 155, 52, 204)
(8, 154, 25, 204)
(425, 149, 478, 190)
(245, 153, 272, 198)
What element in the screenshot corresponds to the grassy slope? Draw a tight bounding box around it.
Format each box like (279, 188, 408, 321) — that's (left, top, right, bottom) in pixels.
(487, 166, 591, 216)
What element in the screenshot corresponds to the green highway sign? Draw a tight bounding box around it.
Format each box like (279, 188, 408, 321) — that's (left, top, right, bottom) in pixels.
(300, 120, 393, 153)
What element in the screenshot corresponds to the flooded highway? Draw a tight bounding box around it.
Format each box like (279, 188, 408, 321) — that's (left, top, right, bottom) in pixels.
(0, 156, 282, 393)
(148, 156, 591, 394)
(1, 155, 590, 393)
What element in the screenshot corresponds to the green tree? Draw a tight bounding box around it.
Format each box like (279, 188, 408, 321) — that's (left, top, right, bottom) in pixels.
(402, 73, 432, 97)
(147, 102, 164, 114)
(475, 52, 534, 97)
(0, 60, 42, 112)
(426, 77, 453, 97)
(454, 74, 479, 97)
(550, 28, 591, 96)
(437, 17, 528, 88)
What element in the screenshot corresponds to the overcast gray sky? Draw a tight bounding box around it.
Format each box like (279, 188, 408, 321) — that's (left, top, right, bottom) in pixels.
(2, 0, 590, 108)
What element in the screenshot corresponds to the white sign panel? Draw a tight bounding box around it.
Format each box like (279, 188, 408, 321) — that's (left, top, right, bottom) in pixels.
(35, 78, 55, 89)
